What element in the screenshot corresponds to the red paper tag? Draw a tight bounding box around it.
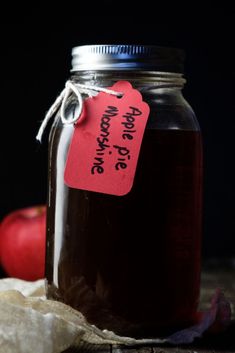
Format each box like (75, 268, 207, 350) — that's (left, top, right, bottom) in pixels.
(64, 81, 150, 196)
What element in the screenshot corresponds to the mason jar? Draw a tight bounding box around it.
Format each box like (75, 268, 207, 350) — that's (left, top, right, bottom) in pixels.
(45, 45, 203, 337)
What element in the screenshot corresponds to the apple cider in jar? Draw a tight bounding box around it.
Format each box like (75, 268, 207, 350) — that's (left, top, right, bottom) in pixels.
(45, 45, 203, 337)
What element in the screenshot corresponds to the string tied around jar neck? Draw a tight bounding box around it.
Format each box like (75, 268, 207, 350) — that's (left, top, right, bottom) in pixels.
(36, 80, 123, 143)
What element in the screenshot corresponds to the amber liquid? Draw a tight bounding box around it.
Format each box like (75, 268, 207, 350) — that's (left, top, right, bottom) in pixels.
(46, 128, 203, 337)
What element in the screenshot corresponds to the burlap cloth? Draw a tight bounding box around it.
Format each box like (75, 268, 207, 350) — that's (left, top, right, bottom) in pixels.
(0, 278, 231, 353)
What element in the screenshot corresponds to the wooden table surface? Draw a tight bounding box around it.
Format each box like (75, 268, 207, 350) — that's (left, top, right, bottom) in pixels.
(64, 259, 235, 353)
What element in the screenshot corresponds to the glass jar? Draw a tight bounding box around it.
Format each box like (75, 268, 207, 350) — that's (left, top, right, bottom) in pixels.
(45, 45, 203, 337)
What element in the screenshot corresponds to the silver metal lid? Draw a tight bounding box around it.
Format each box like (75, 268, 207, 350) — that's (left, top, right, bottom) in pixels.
(71, 45, 185, 73)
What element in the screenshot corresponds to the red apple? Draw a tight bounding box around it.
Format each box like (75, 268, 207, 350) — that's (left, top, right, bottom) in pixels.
(0, 206, 46, 281)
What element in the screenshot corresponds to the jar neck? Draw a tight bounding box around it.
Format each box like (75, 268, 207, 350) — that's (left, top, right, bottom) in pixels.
(71, 70, 186, 92)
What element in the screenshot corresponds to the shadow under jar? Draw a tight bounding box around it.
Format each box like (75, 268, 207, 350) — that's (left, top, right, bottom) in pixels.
(45, 45, 203, 338)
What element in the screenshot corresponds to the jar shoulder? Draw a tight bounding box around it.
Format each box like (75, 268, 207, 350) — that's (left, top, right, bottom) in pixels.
(49, 89, 200, 152)
(144, 91, 200, 131)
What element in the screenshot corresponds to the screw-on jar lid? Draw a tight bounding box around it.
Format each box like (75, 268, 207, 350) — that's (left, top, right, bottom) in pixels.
(71, 45, 185, 73)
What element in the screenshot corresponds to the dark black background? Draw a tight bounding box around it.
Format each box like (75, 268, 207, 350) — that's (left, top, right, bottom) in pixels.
(1, 3, 235, 258)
